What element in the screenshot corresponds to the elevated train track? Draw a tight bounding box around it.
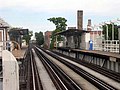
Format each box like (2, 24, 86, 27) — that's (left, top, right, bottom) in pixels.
(35, 47, 82, 90)
(30, 50, 43, 90)
(37, 47, 119, 90)
(51, 51, 120, 83)
(25, 48, 43, 90)
(26, 45, 120, 90)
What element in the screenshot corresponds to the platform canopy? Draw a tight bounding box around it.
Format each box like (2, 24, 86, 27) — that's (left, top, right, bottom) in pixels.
(55, 29, 89, 36)
(8, 28, 28, 36)
(0, 26, 9, 28)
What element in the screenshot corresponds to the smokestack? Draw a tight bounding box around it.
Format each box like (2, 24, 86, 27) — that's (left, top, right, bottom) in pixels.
(87, 19, 92, 31)
(88, 19, 91, 26)
(77, 10, 83, 30)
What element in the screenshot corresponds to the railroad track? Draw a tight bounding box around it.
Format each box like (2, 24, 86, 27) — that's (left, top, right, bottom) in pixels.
(34, 47, 82, 90)
(52, 51, 120, 82)
(35, 46, 118, 90)
(26, 48, 43, 90)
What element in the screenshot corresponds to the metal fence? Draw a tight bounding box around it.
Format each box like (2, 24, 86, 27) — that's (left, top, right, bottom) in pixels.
(93, 40, 119, 53)
(102, 40, 119, 53)
(0, 41, 13, 57)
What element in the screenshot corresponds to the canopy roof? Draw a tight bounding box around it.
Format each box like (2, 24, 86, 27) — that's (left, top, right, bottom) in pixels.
(55, 29, 89, 36)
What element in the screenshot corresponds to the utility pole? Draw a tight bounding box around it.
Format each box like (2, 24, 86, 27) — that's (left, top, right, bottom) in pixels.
(104, 23, 109, 40)
(56, 35, 57, 49)
(110, 21, 114, 40)
(118, 26, 120, 53)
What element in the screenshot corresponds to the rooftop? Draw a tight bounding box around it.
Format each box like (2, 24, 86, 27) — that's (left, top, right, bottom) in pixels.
(0, 18, 11, 27)
(55, 29, 89, 36)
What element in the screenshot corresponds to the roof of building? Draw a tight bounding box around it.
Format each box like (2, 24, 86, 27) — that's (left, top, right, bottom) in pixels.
(0, 26, 9, 28)
(0, 18, 11, 28)
(55, 29, 89, 36)
(117, 25, 120, 28)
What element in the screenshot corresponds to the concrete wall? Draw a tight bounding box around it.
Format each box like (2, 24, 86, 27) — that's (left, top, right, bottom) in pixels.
(2, 50, 19, 90)
(67, 36, 75, 48)
(44, 31, 52, 49)
(80, 33, 90, 50)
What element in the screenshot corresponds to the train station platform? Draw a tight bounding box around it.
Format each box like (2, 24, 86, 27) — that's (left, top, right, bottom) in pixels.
(55, 47, 120, 73)
(72, 49, 120, 59)
(56, 47, 120, 60)
(12, 45, 28, 60)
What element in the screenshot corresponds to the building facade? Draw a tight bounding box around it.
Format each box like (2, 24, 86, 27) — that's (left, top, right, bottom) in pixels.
(0, 18, 11, 56)
(87, 19, 103, 50)
(44, 31, 52, 49)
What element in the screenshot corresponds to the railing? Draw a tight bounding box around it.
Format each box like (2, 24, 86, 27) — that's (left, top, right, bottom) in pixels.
(0, 41, 13, 57)
(93, 40, 119, 53)
(102, 40, 119, 53)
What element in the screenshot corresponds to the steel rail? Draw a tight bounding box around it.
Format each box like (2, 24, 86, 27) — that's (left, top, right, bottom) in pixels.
(29, 49, 43, 90)
(34, 48, 68, 90)
(34, 47, 82, 90)
(52, 51, 120, 82)
(30, 50, 36, 90)
(41, 48, 117, 90)
(42, 53, 82, 90)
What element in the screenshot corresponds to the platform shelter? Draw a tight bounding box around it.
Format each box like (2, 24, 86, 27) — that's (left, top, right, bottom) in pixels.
(55, 29, 90, 50)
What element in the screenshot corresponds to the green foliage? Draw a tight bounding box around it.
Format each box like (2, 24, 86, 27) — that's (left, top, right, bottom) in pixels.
(48, 17, 67, 31)
(48, 17, 67, 49)
(35, 31, 44, 46)
(22, 31, 33, 45)
(102, 24, 118, 40)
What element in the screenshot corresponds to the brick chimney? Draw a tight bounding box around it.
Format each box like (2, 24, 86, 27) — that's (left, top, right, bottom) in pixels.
(77, 10, 83, 30)
(87, 19, 92, 31)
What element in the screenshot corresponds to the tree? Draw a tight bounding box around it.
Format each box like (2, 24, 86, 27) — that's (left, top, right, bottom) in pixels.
(35, 31, 44, 46)
(22, 31, 33, 45)
(48, 17, 67, 31)
(47, 17, 67, 49)
(102, 24, 118, 40)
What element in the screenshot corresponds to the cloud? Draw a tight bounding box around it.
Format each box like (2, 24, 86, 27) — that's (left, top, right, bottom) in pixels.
(1, 0, 120, 19)
(1, 0, 120, 33)
(1, 0, 120, 14)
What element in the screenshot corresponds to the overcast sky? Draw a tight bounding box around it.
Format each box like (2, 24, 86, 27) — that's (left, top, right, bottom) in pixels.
(1, 0, 120, 33)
